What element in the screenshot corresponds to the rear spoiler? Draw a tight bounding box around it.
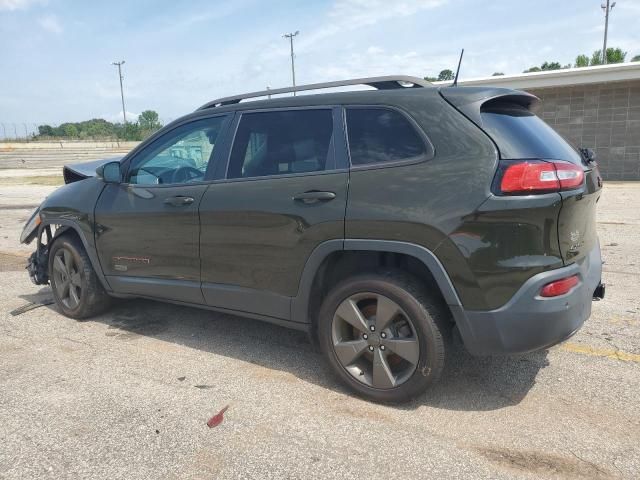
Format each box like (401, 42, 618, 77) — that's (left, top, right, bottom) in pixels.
(439, 86, 539, 128)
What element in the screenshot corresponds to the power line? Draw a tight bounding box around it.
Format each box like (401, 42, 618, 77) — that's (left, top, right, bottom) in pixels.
(111, 60, 127, 124)
(601, 0, 616, 64)
(283, 31, 299, 96)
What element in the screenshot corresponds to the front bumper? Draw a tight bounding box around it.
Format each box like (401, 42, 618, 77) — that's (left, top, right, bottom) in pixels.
(453, 243, 603, 356)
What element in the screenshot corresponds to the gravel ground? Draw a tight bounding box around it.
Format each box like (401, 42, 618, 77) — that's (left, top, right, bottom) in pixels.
(0, 180, 638, 479)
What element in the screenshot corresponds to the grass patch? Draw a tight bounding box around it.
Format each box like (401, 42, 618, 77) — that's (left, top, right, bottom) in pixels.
(0, 175, 64, 186)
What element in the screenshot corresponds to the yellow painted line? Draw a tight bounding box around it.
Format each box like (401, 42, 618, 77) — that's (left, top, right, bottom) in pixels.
(560, 342, 640, 363)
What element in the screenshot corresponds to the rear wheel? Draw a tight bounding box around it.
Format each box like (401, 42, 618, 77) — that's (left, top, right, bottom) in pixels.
(318, 271, 448, 403)
(49, 234, 111, 319)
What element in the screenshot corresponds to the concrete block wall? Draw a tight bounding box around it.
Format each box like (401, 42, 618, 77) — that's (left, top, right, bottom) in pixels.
(528, 80, 640, 180)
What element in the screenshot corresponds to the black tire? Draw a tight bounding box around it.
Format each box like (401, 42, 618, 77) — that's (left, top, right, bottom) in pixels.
(48, 234, 112, 319)
(318, 271, 449, 403)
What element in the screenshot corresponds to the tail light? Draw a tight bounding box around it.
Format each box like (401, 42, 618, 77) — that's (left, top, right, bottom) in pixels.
(540, 275, 579, 297)
(494, 160, 584, 195)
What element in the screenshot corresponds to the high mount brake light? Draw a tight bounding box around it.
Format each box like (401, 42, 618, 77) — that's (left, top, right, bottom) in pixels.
(496, 160, 584, 195)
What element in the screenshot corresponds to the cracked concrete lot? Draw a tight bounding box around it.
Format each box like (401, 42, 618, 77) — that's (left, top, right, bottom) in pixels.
(0, 180, 639, 479)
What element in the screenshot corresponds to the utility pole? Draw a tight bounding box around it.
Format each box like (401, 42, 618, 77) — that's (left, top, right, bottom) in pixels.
(283, 31, 299, 95)
(266, 86, 271, 99)
(111, 60, 127, 124)
(601, 0, 616, 64)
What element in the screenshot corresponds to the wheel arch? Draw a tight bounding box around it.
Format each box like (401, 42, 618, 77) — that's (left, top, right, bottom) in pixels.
(291, 239, 464, 329)
(45, 219, 112, 292)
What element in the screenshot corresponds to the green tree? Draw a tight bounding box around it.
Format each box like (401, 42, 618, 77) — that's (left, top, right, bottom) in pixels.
(575, 54, 590, 67)
(492, 72, 504, 76)
(62, 124, 78, 137)
(632, 55, 640, 62)
(590, 47, 627, 65)
(523, 66, 541, 73)
(423, 76, 437, 82)
(38, 125, 54, 136)
(138, 110, 162, 131)
(437, 69, 454, 81)
(540, 61, 562, 71)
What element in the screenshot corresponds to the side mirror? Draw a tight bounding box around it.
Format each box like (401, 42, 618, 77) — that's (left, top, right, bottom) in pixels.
(96, 161, 122, 183)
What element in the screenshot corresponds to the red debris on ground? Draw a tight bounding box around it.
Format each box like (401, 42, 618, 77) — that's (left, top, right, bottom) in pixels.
(207, 405, 229, 428)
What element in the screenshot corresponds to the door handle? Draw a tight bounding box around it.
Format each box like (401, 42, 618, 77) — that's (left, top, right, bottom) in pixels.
(164, 195, 195, 207)
(292, 191, 336, 204)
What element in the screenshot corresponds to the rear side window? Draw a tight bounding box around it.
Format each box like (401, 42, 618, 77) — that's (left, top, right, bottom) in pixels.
(346, 108, 427, 166)
(227, 109, 333, 179)
(481, 102, 582, 163)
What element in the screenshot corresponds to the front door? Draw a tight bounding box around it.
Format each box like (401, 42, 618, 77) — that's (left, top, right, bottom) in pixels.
(199, 107, 348, 320)
(94, 114, 230, 304)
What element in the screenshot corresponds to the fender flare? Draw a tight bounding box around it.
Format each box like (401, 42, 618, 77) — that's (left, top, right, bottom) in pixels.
(291, 239, 464, 324)
(47, 219, 112, 291)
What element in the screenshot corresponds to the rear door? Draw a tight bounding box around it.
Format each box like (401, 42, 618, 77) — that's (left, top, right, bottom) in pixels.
(198, 107, 348, 320)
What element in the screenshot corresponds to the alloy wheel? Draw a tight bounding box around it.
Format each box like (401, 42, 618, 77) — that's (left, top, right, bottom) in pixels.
(52, 248, 82, 309)
(331, 292, 420, 389)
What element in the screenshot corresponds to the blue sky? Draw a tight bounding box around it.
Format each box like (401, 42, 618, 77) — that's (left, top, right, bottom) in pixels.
(1, 0, 639, 125)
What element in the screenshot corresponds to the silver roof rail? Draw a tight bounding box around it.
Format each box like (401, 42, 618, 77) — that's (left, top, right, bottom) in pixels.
(197, 75, 432, 110)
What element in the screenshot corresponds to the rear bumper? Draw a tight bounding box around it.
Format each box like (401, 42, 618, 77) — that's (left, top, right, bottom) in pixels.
(453, 242, 603, 356)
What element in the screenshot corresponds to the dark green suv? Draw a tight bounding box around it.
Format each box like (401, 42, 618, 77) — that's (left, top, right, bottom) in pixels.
(21, 76, 604, 402)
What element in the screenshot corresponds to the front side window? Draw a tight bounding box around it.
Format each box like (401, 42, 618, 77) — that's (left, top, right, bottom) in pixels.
(128, 116, 227, 185)
(346, 108, 427, 166)
(227, 109, 334, 179)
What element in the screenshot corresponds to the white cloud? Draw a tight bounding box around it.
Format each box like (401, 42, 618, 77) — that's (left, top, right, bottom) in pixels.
(328, 0, 447, 29)
(0, 0, 44, 10)
(100, 111, 140, 124)
(38, 14, 62, 34)
(309, 47, 456, 82)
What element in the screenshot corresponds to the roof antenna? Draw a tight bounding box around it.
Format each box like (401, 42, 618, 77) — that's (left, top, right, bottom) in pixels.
(452, 48, 464, 87)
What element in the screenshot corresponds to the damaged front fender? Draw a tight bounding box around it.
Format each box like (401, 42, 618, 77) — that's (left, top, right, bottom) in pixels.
(26, 224, 52, 285)
(20, 207, 42, 245)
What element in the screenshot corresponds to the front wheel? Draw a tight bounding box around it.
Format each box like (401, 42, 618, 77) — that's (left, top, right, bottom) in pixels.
(48, 234, 111, 319)
(318, 271, 449, 403)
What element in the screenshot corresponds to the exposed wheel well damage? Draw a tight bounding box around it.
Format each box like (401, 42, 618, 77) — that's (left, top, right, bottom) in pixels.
(33, 221, 112, 292)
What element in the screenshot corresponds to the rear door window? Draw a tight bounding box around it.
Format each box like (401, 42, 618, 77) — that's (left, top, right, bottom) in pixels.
(480, 102, 582, 164)
(345, 108, 427, 166)
(227, 109, 334, 179)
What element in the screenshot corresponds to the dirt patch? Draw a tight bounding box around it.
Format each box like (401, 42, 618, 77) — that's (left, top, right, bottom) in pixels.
(0, 252, 28, 272)
(475, 447, 613, 479)
(0, 204, 40, 211)
(105, 312, 169, 339)
(0, 176, 64, 186)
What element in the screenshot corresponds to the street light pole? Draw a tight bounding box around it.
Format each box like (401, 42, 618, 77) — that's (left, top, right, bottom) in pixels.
(111, 60, 127, 124)
(601, 0, 616, 64)
(283, 31, 299, 95)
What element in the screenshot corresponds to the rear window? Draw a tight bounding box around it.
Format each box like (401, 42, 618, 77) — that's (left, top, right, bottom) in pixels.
(481, 102, 582, 164)
(346, 108, 427, 166)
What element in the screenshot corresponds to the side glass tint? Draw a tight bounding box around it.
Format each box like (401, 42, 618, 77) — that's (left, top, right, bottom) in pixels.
(480, 102, 582, 164)
(128, 116, 227, 185)
(227, 109, 333, 179)
(346, 108, 426, 166)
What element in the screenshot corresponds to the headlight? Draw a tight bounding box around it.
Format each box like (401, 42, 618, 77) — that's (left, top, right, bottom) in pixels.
(20, 207, 41, 244)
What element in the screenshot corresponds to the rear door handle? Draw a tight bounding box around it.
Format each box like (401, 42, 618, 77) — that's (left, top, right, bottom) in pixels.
(293, 191, 336, 204)
(164, 195, 195, 207)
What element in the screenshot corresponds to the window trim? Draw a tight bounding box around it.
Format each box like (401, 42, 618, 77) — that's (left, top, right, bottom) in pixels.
(342, 105, 435, 171)
(222, 106, 344, 183)
(120, 113, 232, 188)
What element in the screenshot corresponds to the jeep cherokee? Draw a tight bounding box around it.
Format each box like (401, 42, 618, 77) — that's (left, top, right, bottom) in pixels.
(21, 76, 605, 403)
